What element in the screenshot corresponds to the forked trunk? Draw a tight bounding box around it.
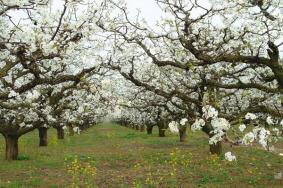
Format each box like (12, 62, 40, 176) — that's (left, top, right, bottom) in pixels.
(38, 127, 48, 146)
(5, 135, 19, 160)
(209, 141, 222, 155)
(179, 126, 187, 142)
(56, 127, 64, 139)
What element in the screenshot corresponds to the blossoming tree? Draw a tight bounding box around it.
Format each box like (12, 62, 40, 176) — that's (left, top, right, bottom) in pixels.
(97, 0, 283, 156)
(0, 0, 108, 159)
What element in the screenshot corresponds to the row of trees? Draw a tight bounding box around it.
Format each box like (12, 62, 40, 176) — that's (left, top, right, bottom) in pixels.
(99, 0, 283, 156)
(1, 0, 283, 160)
(0, 0, 113, 160)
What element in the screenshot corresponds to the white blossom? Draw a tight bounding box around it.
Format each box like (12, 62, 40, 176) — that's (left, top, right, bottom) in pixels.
(202, 105, 218, 119)
(168, 121, 179, 134)
(8, 90, 19, 98)
(245, 113, 257, 120)
(191, 118, 205, 131)
(266, 116, 274, 125)
(19, 122, 25, 128)
(180, 118, 188, 126)
(239, 124, 246, 132)
(211, 118, 230, 131)
(73, 127, 81, 134)
(225, 152, 236, 162)
(26, 90, 41, 101)
(242, 132, 255, 145)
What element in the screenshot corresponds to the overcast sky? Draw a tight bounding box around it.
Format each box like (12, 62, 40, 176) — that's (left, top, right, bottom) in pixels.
(126, 0, 163, 26)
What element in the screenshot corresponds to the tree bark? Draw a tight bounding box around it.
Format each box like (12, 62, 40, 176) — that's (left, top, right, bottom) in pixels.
(135, 125, 139, 130)
(209, 141, 222, 155)
(146, 125, 153, 134)
(5, 135, 19, 160)
(158, 126, 166, 137)
(179, 126, 187, 142)
(38, 127, 48, 146)
(56, 127, 64, 139)
(140, 125, 145, 132)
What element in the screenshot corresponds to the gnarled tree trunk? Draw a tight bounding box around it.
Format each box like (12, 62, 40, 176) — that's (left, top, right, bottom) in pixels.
(209, 141, 222, 155)
(158, 126, 166, 137)
(140, 125, 145, 132)
(38, 127, 48, 146)
(179, 126, 187, 142)
(146, 125, 153, 134)
(5, 134, 19, 160)
(135, 125, 139, 130)
(56, 127, 64, 139)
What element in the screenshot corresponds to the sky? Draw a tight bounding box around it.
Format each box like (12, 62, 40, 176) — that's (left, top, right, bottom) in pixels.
(126, 0, 162, 26)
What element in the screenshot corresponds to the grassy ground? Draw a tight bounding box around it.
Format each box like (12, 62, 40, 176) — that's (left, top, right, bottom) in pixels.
(0, 124, 282, 188)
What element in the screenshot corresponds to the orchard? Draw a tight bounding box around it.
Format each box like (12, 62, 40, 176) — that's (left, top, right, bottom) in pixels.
(0, 0, 282, 187)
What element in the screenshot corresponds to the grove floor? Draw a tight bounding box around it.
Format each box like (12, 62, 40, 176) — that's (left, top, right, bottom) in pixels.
(0, 124, 282, 187)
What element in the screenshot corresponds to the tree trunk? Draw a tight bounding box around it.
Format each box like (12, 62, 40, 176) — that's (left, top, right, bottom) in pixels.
(38, 127, 48, 146)
(5, 135, 19, 160)
(158, 126, 166, 137)
(56, 127, 64, 139)
(135, 125, 139, 130)
(147, 125, 153, 134)
(69, 126, 74, 136)
(140, 125, 145, 132)
(209, 141, 222, 155)
(179, 126, 187, 142)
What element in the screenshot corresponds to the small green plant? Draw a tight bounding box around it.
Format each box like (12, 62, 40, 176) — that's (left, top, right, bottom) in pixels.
(16, 155, 30, 161)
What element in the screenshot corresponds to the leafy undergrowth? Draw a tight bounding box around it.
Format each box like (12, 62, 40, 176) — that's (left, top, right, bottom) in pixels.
(0, 124, 282, 187)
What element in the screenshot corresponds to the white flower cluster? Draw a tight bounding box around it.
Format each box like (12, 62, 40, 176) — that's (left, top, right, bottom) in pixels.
(18, 122, 33, 128)
(168, 118, 188, 134)
(191, 106, 231, 145)
(242, 132, 255, 144)
(209, 118, 230, 145)
(224, 152, 236, 162)
(191, 118, 205, 131)
(168, 121, 179, 134)
(239, 124, 246, 132)
(255, 127, 271, 149)
(266, 116, 275, 125)
(180, 118, 188, 126)
(245, 113, 257, 120)
(73, 127, 81, 134)
(8, 90, 19, 98)
(202, 105, 218, 119)
(242, 127, 272, 149)
(26, 90, 41, 102)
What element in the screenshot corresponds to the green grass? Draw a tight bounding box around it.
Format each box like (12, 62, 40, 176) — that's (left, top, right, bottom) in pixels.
(0, 124, 282, 187)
